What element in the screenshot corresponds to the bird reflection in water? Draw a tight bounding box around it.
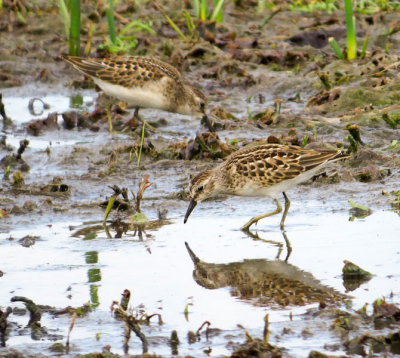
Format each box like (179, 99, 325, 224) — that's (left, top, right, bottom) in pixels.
(185, 242, 346, 307)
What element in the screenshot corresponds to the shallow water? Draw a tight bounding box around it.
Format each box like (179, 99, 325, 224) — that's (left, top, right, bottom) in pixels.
(1, 207, 399, 356)
(1, 91, 399, 357)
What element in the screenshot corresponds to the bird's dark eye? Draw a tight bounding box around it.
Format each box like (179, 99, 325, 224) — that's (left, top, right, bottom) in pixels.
(197, 186, 204, 192)
(200, 102, 205, 111)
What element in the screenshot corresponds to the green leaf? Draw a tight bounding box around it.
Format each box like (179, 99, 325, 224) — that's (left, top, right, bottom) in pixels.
(103, 196, 116, 223)
(129, 212, 148, 225)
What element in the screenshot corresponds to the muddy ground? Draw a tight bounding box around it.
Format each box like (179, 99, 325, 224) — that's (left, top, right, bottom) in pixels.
(0, 1, 400, 357)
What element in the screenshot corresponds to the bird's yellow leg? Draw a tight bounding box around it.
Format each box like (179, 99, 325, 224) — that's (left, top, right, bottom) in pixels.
(280, 192, 291, 231)
(134, 107, 142, 122)
(107, 104, 113, 133)
(132, 107, 158, 133)
(241, 198, 282, 232)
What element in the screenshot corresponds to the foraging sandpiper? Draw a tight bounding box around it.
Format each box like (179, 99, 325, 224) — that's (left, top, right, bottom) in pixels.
(184, 143, 349, 231)
(62, 55, 210, 127)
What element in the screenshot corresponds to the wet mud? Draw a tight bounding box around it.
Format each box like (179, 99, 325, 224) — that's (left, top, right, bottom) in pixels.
(1, 1, 400, 357)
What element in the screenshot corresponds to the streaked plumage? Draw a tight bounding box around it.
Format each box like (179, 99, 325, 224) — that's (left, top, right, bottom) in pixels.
(184, 144, 349, 231)
(62, 55, 207, 117)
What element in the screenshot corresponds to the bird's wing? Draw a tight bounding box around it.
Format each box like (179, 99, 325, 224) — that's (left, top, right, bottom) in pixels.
(227, 144, 343, 185)
(62, 56, 183, 88)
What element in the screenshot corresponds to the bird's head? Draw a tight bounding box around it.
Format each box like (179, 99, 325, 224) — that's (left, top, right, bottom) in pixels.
(185, 86, 208, 117)
(184, 170, 216, 223)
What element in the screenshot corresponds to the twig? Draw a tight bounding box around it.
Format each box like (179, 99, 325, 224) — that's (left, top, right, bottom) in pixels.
(196, 320, 211, 339)
(10, 296, 41, 326)
(112, 303, 149, 354)
(145, 313, 163, 325)
(0, 307, 12, 347)
(66, 311, 77, 354)
(16, 139, 29, 160)
(135, 175, 153, 212)
(263, 314, 269, 344)
(0, 93, 11, 125)
(118, 289, 131, 314)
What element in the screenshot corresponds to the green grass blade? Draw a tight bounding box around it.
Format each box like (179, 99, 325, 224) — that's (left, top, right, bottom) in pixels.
(210, 0, 224, 22)
(149, 0, 186, 40)
(328, 37, 344, 59)
(69, 0, 81, 56)
(360, 32, 369, 57)
(165, 14, 187, 40)
(183, 10, 196, 37)
(15, 11, 26, 24)
(56, 0, 70, 37)
(301, 135, 308, 147)
(258, 6, 282, 30)
(200, 0, 207, 20)
(103, 196, 116, 223)
(192, 0, 200, 18)
(119, 20, 155, 36)
(137, 122, 146, 167)
(345, 0, 357, 60)
(106, 0, 117, 44)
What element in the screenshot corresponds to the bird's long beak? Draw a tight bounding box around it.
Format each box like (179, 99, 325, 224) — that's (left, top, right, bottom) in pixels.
(184, 199, 197, 224)
(184, 242, 200, 265)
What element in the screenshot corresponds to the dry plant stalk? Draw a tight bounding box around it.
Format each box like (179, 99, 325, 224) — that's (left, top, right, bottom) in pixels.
(66, 311, 77, 353)
(134, 174, 153, 213)
(111, 301, 149, 354)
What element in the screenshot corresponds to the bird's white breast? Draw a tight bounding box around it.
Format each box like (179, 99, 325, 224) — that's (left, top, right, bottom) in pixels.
(92, 78, 169, 110)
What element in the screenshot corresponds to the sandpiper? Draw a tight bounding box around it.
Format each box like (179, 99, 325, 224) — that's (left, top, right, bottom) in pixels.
(62, 55, 210, 127)
(184, 143, 349, 231)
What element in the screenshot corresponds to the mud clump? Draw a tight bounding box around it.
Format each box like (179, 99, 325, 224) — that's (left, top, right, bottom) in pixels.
(163, 132, 235, 160)
(62, 110, 93, 130)
(26, 112, 59, 136)
(231, 339, 283, 358)
(0, 139, 30, 172)
(185, 132, 233, 160)
(342, 260, 372, 291)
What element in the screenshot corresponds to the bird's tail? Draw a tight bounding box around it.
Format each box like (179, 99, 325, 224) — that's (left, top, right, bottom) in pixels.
(62, 55, 102, 77)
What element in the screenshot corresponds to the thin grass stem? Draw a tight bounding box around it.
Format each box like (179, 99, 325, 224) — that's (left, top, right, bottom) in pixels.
(361, 32, 369, 57)
(148, 0, 186, 40)
(183, 10, 196, 37)
(56, 0, 70, 37)
(15, 11, 26, 24)
(106, 0, 117, 44)
(258, 6, 282, 29)
(328, 37, 344, 59)
(192, 0, 200, 19)
(103, 196, 116, 223)
(210, 0, 224, 22)
(107, 105, 113, 133)
(345, 0, 357, 60)
(137, 122, 146, 167)
(200, 0, 207, 21)
(84, 21, 95, 56)
(119, 20, 155, 36)
(69, 0, 81, 56)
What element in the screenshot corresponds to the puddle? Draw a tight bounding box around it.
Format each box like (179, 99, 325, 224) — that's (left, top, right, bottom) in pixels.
(1, 207, 399, 356)
(1, 93, 96, 150)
